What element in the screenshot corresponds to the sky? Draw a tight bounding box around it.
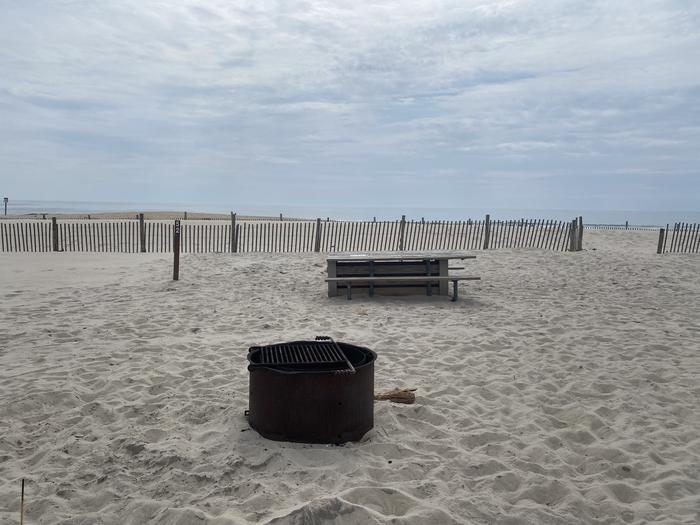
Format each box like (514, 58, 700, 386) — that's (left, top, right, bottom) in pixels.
(1, 0, 699, 212)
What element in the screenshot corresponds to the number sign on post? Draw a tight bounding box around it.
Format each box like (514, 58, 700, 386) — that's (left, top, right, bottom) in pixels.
(173, 219, 181, 280)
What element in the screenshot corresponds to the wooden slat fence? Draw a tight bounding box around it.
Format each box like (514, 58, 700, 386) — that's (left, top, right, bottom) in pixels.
(57, 220, 141, 253)
(0, 220, 53, 252)
(0, 217, 580, 253)
(657, 223, 700, 254)
(585, 224, 658, 231)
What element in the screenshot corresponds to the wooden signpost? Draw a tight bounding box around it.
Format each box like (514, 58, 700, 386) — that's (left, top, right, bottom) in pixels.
(173, 219, 181, 280)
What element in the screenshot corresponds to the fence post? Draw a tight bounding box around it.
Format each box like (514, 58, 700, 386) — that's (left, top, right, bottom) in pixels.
(399, 215, 406, 251)
(483, 214, 491, 249)
(235, 224, 240, 253)
(234, 212, 236, 253)
(173, 219, 181, 280)
(314, 218, 322, 252)
(139, 213, 146, 253)
(577, 216, 583, 251)
(51, 217, 58, 251)
(656, 228, 665, 254)
(568, 219, 577, 252)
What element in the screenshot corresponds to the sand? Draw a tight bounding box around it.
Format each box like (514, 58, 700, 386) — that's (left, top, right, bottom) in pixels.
(1, 230, 699, 524)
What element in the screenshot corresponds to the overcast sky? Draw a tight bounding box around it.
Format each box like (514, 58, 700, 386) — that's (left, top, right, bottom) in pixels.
(1, 0, 698, 211)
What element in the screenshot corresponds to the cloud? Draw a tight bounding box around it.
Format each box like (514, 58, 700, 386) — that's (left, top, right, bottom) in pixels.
(0, 0, 699, 210)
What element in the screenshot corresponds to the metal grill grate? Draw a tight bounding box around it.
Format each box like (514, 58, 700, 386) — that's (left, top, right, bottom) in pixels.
(248, 337, 356, 373)
(252, 342, 344, 366)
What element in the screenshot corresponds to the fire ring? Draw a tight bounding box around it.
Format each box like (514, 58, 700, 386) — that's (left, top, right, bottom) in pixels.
(246, 337, 376, 444)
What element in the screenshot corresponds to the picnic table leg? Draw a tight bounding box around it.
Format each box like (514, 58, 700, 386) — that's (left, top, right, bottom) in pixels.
(425, 259, 433, 297)
(439, 259, 449, 295)
(327, 260, 338, 297)
(451, 280, 458, 302)
(346, 283, 352, 300)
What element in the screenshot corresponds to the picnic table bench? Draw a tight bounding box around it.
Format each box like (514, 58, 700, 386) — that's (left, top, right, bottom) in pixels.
(326, 251, 480, 301)
(326, 275, 480, 301)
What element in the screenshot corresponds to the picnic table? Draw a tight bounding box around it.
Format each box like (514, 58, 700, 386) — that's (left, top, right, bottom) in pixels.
(326, 251, 479, 301)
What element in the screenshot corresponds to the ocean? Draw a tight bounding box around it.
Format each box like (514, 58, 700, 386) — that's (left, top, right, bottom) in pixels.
(3, 199, 699, 227)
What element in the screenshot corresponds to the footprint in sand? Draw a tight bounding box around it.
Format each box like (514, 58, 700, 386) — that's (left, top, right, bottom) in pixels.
(339, 486, 420, 517)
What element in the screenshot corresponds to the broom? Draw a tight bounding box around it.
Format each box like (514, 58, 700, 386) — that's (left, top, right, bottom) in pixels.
(374, 388, 417, 404)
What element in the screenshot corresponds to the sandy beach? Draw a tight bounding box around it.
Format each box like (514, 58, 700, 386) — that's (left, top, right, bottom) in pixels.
(0, 229, 699, 524)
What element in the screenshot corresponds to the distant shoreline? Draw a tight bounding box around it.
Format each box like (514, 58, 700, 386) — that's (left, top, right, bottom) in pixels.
(0, 211, 674, 228)
(2, 201, 698, 226)
(1, 211, 314, 221)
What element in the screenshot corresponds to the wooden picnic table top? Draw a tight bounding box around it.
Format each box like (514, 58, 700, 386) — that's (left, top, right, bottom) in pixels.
(326, 275, 481, 282)
(327, 251, 477, 262)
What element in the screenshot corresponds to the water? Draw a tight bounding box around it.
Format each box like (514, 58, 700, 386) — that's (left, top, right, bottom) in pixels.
(4, 199, 699, 227)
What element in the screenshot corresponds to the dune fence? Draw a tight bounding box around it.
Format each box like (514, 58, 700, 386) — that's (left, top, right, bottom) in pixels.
(0, 215, 584, 253)
(656, 223, 700, 254)
(584, 223, 659, 231)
